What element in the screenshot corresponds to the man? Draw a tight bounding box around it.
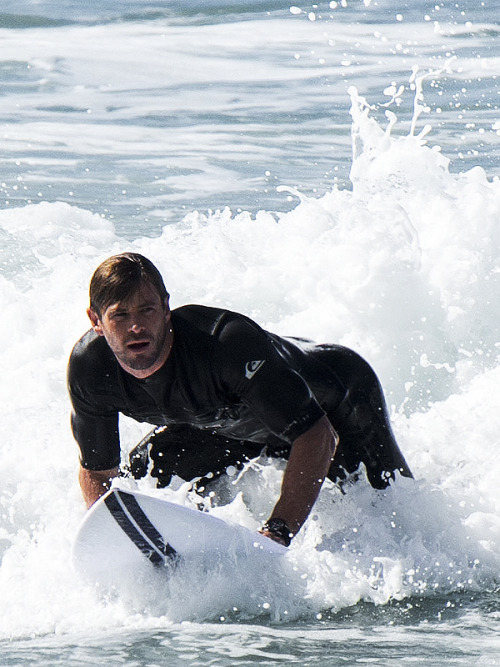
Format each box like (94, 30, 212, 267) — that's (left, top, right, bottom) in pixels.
(68, 252, 412, 546)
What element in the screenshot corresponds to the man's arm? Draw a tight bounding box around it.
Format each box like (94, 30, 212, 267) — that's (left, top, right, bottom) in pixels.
(262, 415, 338, 545)
(79, 465, 120, 509)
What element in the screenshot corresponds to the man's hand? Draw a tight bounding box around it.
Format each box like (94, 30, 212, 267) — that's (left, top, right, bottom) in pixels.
(79, 465, 119, 508)
(263, 415, 338, 544)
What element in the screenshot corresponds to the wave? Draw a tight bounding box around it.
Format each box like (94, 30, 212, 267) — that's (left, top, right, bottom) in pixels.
(0, 82, 498, 637)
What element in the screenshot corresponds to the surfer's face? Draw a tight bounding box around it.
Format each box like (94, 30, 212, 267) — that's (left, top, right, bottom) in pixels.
(87, 281, 173, 378)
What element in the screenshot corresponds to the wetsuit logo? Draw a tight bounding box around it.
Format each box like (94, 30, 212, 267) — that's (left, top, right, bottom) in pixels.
(245, 359, 265, 380)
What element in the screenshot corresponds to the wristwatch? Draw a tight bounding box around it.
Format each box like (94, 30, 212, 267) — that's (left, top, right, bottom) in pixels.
(261, 518, 293, 547)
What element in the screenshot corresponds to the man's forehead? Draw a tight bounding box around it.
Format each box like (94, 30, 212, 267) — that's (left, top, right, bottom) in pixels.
(105, 281, 162, 312)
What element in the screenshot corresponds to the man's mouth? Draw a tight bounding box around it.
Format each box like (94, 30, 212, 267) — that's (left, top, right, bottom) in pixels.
(127, 340, 150, 353)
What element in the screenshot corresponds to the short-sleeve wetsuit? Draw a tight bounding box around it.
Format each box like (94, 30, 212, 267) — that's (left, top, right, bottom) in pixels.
(68, 304, 412, 489)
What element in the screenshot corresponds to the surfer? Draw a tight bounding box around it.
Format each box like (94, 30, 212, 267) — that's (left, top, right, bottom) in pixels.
(68, 252, 412, 546)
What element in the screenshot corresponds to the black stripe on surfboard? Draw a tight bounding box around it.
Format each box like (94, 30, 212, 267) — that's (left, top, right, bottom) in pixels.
(104, 490, 177, 567)
(116, 490, 178, 560)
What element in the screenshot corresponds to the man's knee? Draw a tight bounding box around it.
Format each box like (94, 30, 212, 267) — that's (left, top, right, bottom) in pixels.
(314, 345, 413, 489)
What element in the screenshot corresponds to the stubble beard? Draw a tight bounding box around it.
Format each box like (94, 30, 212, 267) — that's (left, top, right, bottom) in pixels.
(116, 325, 169, 372)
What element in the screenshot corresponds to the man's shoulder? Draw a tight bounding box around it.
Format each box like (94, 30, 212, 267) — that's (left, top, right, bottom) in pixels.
(172, 304, 247, 338)
(68, 330, 116, 382)
(71, 328, 108, 358)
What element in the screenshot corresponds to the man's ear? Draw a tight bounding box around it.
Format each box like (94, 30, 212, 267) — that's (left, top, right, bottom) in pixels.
(87, 307, 104, 336)
(164, 295, 171, 320)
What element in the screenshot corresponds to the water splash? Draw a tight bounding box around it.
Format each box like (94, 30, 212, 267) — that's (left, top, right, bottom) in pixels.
(0, 75, 499, 638)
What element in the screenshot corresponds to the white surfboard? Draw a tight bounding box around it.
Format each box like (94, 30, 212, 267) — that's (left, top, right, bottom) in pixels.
(73, 487, 286, 584)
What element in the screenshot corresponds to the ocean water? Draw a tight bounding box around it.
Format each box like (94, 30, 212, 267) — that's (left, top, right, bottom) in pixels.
(0, 1, 499, 665)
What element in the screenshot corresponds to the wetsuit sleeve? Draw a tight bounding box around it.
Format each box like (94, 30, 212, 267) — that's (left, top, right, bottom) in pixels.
(69, 400, 120, 471)
(216, 317, 325, 443)
(67, 336, 121, 471)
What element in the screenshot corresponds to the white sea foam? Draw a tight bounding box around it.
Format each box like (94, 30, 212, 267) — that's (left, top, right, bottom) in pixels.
(0, 83, 499, 639)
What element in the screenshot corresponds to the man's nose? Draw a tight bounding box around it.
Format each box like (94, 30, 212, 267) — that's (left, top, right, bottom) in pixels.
(129, 318, 145, 333)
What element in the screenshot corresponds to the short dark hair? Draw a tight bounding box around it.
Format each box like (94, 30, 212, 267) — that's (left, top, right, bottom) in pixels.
(89, 253, 169, 316)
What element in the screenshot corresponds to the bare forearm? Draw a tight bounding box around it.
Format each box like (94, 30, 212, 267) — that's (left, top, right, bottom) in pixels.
(268, 416, 338, 538)
(79, 465, 119, 508)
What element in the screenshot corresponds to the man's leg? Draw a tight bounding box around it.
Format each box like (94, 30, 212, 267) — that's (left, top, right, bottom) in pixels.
(311, 345, 413, 489)
(128, 425, 264, 488)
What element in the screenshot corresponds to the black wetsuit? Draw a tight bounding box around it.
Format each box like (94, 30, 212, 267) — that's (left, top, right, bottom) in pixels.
(68, 305, 412, 490)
